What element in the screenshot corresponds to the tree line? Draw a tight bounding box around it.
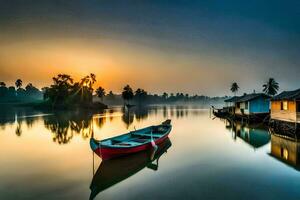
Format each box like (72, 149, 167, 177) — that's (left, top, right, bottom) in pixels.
(1, 73, 228, 107)
(0, 79, 42, 102)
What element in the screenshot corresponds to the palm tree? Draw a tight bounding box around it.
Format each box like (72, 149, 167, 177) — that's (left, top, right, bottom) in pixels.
(263, 78, 279, 96)
(122, 85, 134, 105)
(15, 79, 22, 89)
(96, 86, 106, 102)
(53, 74, 73, 86)
(230, 82, 239, 96)
(89, 73, 96, 88)
(80, 73, 96, 89)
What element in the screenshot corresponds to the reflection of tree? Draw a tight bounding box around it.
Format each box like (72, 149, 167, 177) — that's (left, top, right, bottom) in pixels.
(163, 106, 168, 118)
(15, 122, 22, 137)
(109, 109, 114, 122)
(122, 108, 134, 129)
(120, 106, 151, 128)
(95, 117, 106, 129)
(43, 111, 93, 144)
(134, 106, 149, 121)
(24, 117, 35, 128)
(170, 107, 174, 117)
(0, 108, 41, 132)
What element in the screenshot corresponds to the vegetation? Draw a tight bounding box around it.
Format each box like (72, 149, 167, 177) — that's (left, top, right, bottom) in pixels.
(15, 79, 22, 89)
(230, 82, 239, 96)
(122, 85, 134, 105)
(95, 86, 106, 102)
(134, 88, 147, 105)
(0, 80, 42, 103)
(43, 73, 107, 109)
(5, 74, 282, 110)
(263, 78, 279, 96)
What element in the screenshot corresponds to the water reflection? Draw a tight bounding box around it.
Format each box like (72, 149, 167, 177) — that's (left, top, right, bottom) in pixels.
(225, 119, 270, 149)
(43, 111, 94, 144)
(89, 138, 172, 200)
(269, 132, 300, 171)
(0, 107, 43, 128)
(0, 106, 204, 145)
(2, 106, 300, 199)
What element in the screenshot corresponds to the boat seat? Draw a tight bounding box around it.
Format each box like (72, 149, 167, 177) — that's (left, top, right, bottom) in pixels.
(133, 133, 162, 138)
(152, 127, 167, 134)
(115, 141, 142, 146)
(131, 138, 149, 143)
(111, 139, 124, 144)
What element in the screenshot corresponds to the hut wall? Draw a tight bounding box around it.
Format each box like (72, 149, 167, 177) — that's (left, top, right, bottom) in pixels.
(249, 97, 270, 114)
(271, 101, 297, 123)
(297, 101, 300, 123)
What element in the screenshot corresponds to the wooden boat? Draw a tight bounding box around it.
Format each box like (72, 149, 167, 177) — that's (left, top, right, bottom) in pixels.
(89, 138, 172, 200)
(90, 119, 172, 160)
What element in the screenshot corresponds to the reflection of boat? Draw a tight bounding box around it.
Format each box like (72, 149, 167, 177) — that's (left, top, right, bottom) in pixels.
(269, 131, 300, 171)
(90, 120, 172, 160)
(226, 119, 270, 149)
(89, 138, 172, 200)
(212, 106, 231, 119)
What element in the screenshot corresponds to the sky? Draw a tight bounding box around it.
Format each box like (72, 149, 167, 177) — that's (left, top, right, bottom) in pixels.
(0, 0, 299, 96)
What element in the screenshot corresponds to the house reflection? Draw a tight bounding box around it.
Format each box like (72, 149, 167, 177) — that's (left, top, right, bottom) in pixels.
(225, 119, 270, 149)
(269, 132, 300, 171)
(89, 138, 172, 200)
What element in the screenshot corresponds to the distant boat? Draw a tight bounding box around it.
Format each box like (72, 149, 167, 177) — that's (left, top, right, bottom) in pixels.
(90, 119, 172, 160)
(89, 138, 172, 200)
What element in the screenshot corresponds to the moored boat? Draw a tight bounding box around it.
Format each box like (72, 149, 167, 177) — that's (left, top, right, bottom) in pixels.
(90, 119, 172, 160)
(89, 138, 172, 200)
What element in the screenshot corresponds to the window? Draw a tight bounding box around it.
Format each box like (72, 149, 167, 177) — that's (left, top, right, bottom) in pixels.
(297, 102, 300, 112)
(245, 102, 248, 109)
(281, 148, 289, 160)
(281, 101, 288, 111)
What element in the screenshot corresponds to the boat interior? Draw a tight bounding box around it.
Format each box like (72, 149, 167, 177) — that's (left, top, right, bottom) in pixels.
(100, 125, 170, 147)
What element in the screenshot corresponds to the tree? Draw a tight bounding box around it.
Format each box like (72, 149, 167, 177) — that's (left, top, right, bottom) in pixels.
(96, 86, 106, 102)
(44, 74, 74, 105)
(80, 73, 96, 89)
(80, 73, 97, 103)
(162, 92, 168, 100)
(135, 88, 147, 104)
(7, 86, 16, 98)
(230, 82, 239, 96)
(122, 85, 134, 104)
(25, 83, 42, 99)
(53, 74, 73, 87)
(0, 82, 6, 87)
(263, 78, 279, 96)
(15, 79, 22, 89)
(0, 82, 8, 98)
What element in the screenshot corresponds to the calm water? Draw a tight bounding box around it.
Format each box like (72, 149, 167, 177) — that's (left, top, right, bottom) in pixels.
(1, 105, 300, 200)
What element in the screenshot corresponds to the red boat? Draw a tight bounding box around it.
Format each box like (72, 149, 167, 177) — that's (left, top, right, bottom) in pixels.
(90, 119, 172, 160)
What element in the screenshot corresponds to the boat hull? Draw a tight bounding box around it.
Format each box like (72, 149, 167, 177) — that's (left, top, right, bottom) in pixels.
(94, 132, 170, 160)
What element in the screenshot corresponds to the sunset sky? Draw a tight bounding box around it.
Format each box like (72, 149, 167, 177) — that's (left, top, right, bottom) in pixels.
(0, 0, 299, 96)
